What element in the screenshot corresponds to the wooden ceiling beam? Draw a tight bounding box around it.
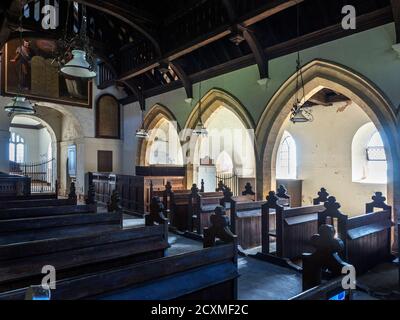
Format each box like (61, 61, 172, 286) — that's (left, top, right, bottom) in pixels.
(120, 6, 392, 105)
(118, 80, 146, 110)
(118, 0, 302, 82)
(241, 27, 269, 81)
(25, 0, 161, 56)
(169, 61, 193, 100)
(391, 0, 400, 42)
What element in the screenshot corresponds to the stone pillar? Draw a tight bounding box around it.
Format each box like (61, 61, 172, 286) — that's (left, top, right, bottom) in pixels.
(0, 129, 9, 173)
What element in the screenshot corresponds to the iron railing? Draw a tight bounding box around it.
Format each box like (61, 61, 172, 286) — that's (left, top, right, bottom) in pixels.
(216, 172, 239, 196)
(9, 158, 56, 193)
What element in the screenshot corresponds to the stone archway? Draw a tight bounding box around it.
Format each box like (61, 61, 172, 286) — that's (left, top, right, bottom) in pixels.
(256, 59, 399, 220)
(183, 88, 257, 188)
(136, 103, 182, 166)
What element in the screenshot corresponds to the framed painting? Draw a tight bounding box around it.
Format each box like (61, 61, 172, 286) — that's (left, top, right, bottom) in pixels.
(96, 94, 121, 139)
(2, 38, 92, 108)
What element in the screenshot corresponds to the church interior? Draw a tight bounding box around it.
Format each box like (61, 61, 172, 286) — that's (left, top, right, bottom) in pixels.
(0, 0, 399, 304)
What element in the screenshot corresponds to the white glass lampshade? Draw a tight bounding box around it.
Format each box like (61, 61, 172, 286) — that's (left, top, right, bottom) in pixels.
(136, 128, 149, 139)
(193, 121, 208, 136)
(61, 50, 96, 78)
(4, 96, 36, 115)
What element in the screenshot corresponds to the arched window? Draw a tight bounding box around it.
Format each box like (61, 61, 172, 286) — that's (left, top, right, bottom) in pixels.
(9, 132, 25, 163)
(352, 123, 387, 184)
(216, 151, 234, 174)
(276, 131, 297, 179)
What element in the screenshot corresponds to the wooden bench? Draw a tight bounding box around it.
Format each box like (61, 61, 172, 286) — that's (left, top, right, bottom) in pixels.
(189, 190, 224, 234)
(230, 199, 267, 249)
(0, 204, 97, 221)
(0, 206, 238, 300)
(0, 223, 168, 293)
(0, 198, 77, 210)
(255, 190, 325, 269)
(0, 212, 123, 246)
(318, 193, 394, 274)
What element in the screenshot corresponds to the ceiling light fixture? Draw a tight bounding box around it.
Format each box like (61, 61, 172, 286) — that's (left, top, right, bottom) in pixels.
(290, 3, 313, 124)
(192, 82, 208, 137)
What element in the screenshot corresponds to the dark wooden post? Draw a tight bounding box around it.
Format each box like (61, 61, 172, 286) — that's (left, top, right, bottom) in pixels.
(189, 184, 199, 232)
(220, 187, 234, 233)
(302, 224, 351, 291)
(313, 187, 329, 205)
(85, 182, 96, 205)
(200, 179, 205, 192)
(276, 184, 290, 207)
(203, 205, 237, 248)
(68, 182, 77, 201)
(318, 197, 348, 259)
(216, 180, 225, 192)
(261, 191, 281, 255)
(107, 189, 122, 214)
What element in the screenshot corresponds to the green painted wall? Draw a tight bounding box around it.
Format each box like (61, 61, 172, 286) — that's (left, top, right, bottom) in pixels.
(140, 23, 399, 130)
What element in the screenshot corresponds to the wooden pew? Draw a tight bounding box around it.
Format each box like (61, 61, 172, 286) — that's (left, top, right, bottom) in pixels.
(256, 190, 325, 269)
(150, 181, 194, 232)
(0, 182, 76, 210)
(0, 204, 97, 220)
(318, 193, 394, 274)
(0, 223, 169, 293)
(0, 213, 123, 246)
(0, 206, 238, 300)
(189, 190, 224, 234)
(276, 184, 291, 207)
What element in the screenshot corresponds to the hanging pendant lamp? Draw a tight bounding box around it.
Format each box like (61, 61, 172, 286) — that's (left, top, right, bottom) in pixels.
(136, 108, 149, 139)
(192, 82, 208, 137)
(61, 49, 96, 78)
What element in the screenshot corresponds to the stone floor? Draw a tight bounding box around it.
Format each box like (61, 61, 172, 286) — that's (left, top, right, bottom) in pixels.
(120, 215, 395, 300)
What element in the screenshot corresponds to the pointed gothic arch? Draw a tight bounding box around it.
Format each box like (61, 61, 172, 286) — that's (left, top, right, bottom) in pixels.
(136, 103, 182, 166)
(255, 59, 399, 220)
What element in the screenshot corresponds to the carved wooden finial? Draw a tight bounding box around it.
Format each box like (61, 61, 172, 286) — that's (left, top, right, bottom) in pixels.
(366, 191, 391, 211)
(324, 196, 341, 211)
(68, 182, 77, 200)
(165, 181, 172, 192)
(107, 189, 122, 213)
(191, 183, 199, 195)
(216, 180, 225, 192)
(314, 187, 329, 204)
(242, 182, 255, 196)
(276, 185, 289, 199)
(146, 196, 168, 226)
(203, 205, 237, 248)
(200, 179, 205, 192)
(266, 191, 279, 208)
(302, 224, 350, 291)
(223, 187, 233, 201)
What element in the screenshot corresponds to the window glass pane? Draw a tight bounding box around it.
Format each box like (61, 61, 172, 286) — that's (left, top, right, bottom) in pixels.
(16, 143, 24, 163)
(9, 143, 15, 162)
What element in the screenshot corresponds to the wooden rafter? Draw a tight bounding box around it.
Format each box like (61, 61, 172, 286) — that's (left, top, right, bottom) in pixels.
(118, 0, 303, 82)
(391, 0, 400, 42)
(169, 61, 193, 100)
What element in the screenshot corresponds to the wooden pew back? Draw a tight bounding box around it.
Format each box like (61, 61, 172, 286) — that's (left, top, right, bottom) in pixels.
(318, 193, 393, 274)
(0, 207, 237, 300)
(231, 200, 266, 249)
(261, 191, 324, 260)
(0, 224, 168, 293)
(0, 198, 76, 210)
(0, 213, 122, 245)
(0, 204, 96, 220)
